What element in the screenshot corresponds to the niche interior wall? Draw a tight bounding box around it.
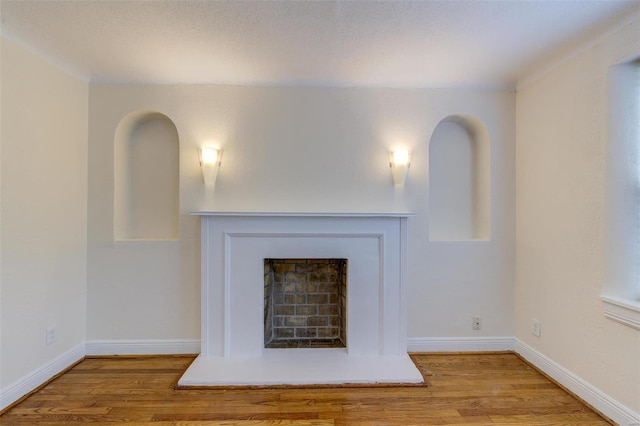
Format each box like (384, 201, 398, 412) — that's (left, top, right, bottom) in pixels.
(428, 115, 491, 241)
(113, 111, 180, 241)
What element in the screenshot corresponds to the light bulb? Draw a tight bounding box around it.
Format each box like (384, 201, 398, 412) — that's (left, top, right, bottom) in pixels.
(201, 147, 219, 165)
(392, 150, 410, 166)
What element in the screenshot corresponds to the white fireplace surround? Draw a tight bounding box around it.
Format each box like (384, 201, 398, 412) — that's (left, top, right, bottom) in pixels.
(178, 212, 424, 386)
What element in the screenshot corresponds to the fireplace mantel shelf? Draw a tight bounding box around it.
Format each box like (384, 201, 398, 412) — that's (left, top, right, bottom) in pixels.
(192, 211, 416, 218)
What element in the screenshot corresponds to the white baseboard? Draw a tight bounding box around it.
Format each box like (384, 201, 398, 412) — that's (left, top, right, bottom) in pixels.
(407, 336, 515, 352)
(85, 339, 201, 356)
(0, 343, 85, 411)
(515, 339, 640, 426)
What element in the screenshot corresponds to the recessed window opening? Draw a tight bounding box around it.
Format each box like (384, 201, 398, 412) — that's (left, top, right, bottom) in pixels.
(601, 57, 640, 330)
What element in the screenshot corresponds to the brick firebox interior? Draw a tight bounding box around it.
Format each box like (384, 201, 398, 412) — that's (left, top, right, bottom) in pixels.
(264, 259, 347, 348)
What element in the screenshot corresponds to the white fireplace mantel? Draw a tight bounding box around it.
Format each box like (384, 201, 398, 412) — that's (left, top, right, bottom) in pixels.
(178, 211, 423, 386)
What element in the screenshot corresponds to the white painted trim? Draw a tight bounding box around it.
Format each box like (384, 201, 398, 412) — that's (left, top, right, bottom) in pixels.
(399, 217, 409, 353)
(600, 294, 640, 330)
(377, 233, 386, 354)
(192, 211, 416, 217)
(0, 343, 85, 411)
(201, 217, 212, 357)
(407, 336, 515, 352)
(515, 339, 640, 426)
(223, 232, 232, 357)
(85, 339, 201, 356)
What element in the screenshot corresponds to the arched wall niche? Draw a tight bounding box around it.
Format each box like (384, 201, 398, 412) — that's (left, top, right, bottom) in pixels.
(428, 114, 491, 241)
(114, 110, 180, 241)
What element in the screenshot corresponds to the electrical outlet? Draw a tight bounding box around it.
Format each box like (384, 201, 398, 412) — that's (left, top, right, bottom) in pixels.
(532, 319, 541, 337)
(472, 316, 482, 330)
(46, 324, 57, 345)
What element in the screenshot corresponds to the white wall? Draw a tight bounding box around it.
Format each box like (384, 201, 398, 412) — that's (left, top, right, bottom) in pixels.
(87, 85, 515, 343)
(0, 37, 88, 394)
(515, 16, 640, 414)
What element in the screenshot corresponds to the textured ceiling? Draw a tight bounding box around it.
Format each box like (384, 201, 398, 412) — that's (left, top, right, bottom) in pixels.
(1, 0, 639, 89)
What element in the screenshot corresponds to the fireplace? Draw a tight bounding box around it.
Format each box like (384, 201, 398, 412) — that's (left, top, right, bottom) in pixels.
(178, 212, 423, 386)
(264, 258, 347, 348)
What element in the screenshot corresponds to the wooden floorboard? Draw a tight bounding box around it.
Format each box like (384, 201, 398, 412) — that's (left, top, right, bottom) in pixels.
(0, 353, 612, 425)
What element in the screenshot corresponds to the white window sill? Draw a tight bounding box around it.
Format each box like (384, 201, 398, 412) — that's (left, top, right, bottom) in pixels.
(600, 295, 640, 330)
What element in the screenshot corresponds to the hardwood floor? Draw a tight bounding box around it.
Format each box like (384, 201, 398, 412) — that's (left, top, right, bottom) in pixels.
(0, 353, 611, 425)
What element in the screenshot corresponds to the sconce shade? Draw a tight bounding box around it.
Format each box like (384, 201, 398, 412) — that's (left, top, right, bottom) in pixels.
(200, 147, 221, 186)
(390, 150, 411, 186)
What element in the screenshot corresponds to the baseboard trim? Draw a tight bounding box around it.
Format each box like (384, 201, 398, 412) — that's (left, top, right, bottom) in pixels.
(407, 336, 515, 352)
(515, 338, 640, 426)
(0, 343, 86, 412)
(85, 339, 201, 356)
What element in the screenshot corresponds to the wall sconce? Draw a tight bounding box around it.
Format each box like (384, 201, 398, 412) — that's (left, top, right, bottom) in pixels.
(389, 150, 411, 186)
(200, 147, 222, 186)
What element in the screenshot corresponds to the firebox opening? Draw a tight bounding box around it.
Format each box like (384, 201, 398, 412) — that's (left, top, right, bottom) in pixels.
(264, 258, 347, 349)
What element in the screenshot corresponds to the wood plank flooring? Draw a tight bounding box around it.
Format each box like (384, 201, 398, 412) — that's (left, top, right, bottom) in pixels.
(0, 353, 611, 425)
